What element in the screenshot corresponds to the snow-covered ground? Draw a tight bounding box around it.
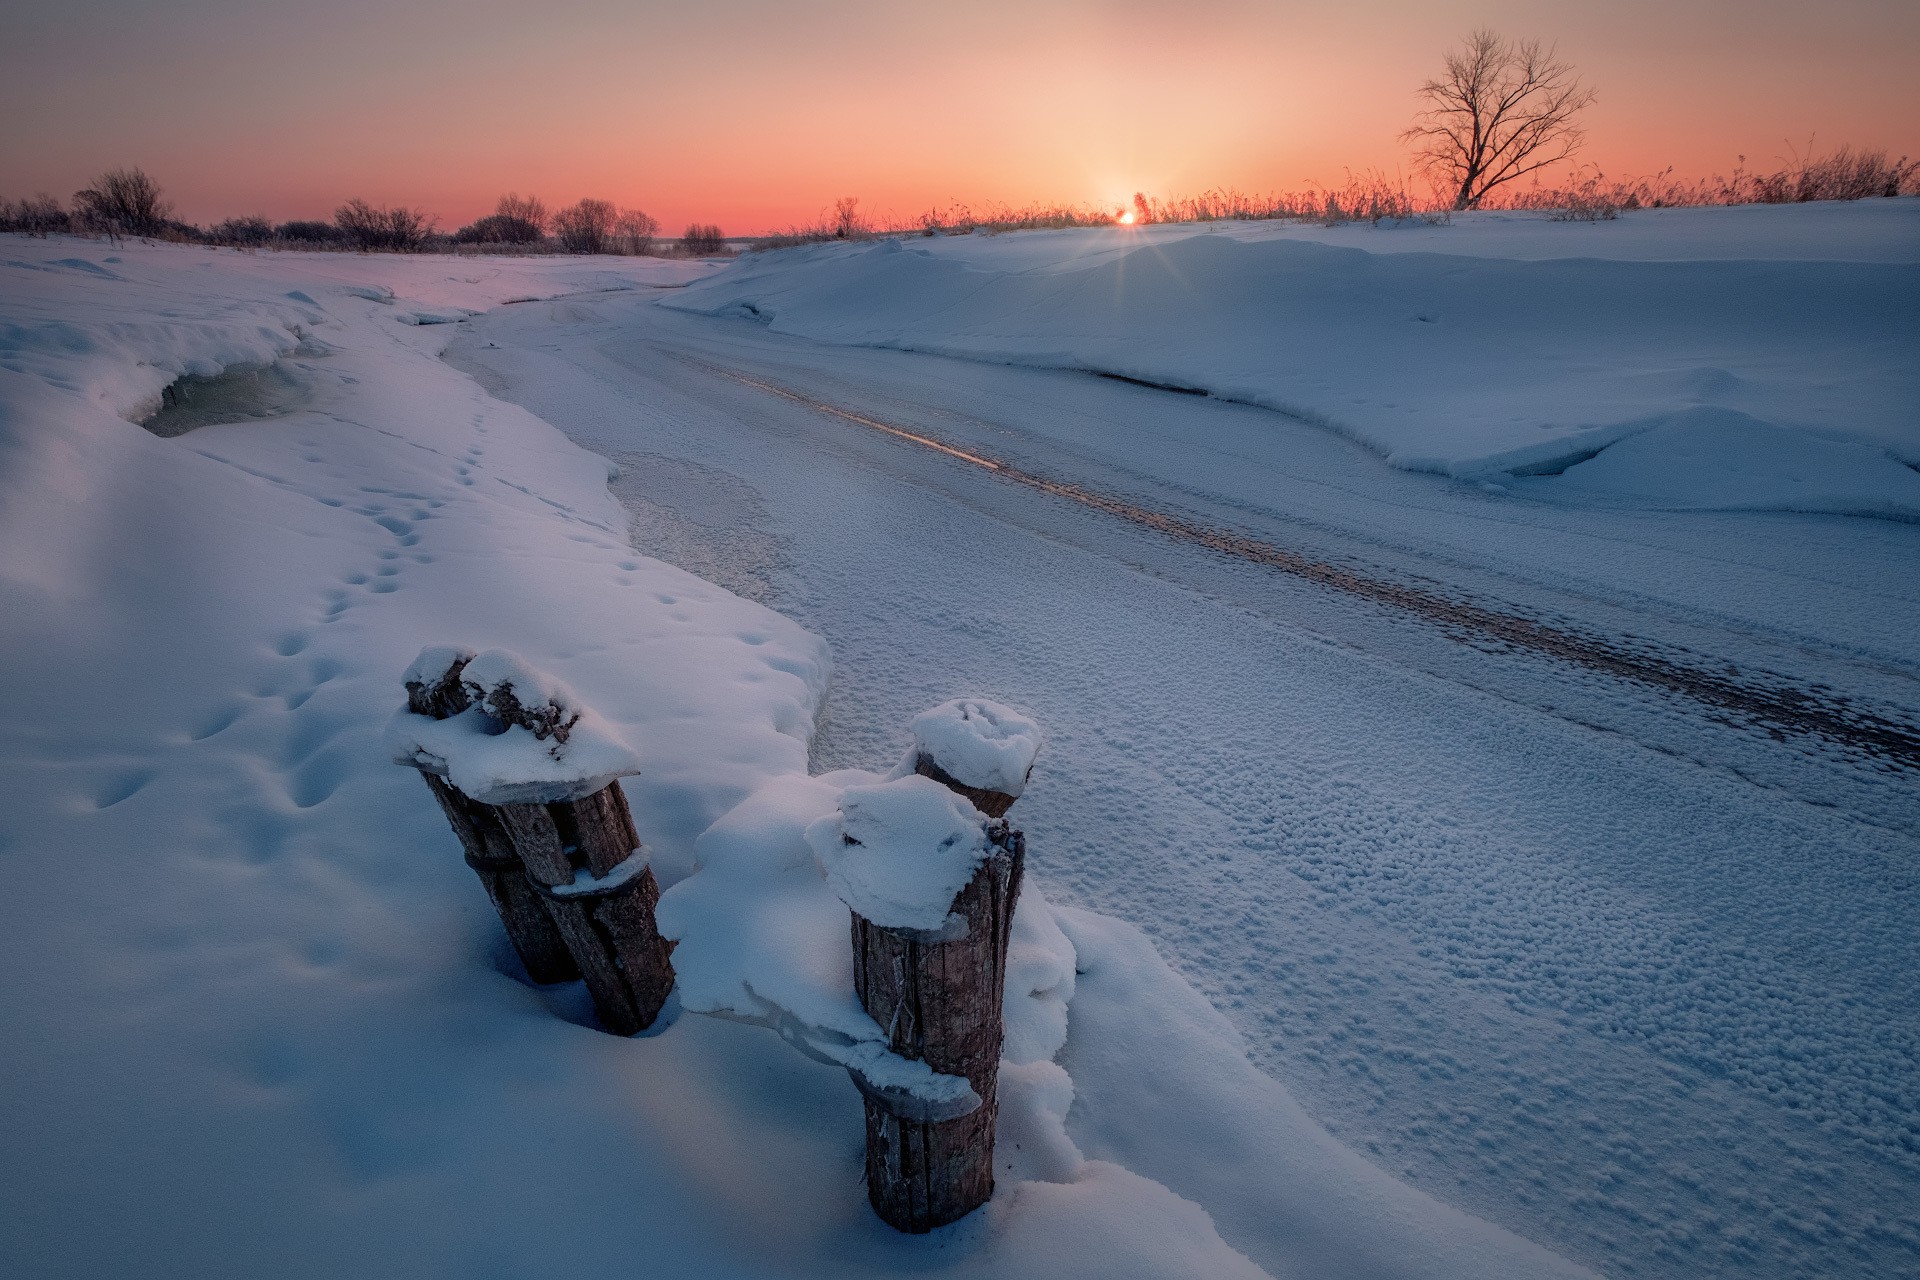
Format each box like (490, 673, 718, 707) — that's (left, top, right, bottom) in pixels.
(448, 201, 1917, 1280)
(0, 237, 1605, 1279)
(668, 201, 1920, 519)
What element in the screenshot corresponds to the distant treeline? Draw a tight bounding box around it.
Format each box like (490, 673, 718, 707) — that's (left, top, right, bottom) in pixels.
(754, 146, 1919, 250)
(0, 171, 733, 256)
(6, 147, 1914, 257)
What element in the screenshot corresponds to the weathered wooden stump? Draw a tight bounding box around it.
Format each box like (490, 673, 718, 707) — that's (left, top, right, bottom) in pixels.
(403, 654, 577, 985)
(499, 783, 676, 1037)
(850, 819, 1025, 1232)
(396, 648, 675, 1035)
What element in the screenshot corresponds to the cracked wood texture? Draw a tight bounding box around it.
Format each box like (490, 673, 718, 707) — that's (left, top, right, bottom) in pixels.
(497, 783, 675, 1037)
(853, 823, 1024, 1232)
(406, 663, 576, 984)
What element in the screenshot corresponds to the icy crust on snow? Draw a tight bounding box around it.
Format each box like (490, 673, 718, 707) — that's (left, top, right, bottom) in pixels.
(668, 202, 1920, 519)
(807, 775, 991, 931)
(896, 697, 1042, 797)
(657, 770, 1077, 1114)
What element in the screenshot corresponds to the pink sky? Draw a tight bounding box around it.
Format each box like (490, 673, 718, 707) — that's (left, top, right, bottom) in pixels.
(3, 0, 1915, 234)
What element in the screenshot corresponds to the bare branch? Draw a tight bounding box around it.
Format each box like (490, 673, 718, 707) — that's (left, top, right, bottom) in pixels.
(1401, 28, 1596, 210)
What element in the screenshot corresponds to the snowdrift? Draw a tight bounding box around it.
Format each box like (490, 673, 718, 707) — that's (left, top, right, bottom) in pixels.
(0, 236, 1590, 1279)
(666, 201, 1920, 519)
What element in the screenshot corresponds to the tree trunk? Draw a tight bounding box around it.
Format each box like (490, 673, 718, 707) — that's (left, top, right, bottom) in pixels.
(851, 823, 1024, 1232)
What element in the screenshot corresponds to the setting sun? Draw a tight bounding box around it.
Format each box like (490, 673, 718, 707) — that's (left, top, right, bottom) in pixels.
(1117, 208, 1137, 225)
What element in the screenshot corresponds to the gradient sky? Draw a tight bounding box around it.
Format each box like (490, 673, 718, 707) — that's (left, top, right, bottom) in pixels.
(3, 0, 1915, 233)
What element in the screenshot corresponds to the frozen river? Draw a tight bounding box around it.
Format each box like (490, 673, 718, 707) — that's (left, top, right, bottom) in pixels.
(449, 287, 1920, 1280)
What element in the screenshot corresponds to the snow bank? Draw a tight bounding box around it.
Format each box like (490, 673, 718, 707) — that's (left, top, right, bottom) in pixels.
(657, 767, 1076, 1117)
(666, 201, 1920, 518)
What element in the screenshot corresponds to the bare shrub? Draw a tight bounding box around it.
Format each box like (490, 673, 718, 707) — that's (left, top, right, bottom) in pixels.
(750, 198, 875, 251)
(72, 167, 173, 237)
(334, 199, 436, 251)
(276, 220, 341, 244)
(1, 193, 70, 236)
(1735, 145, 1919, 203)
(1129, 174, 1436, 228)
(495, 192, 547, 237)
(1404, 29, 1596, 210)
(211, 215, 275, 245)
(453, 215, 527, 245)
(614, 207, 660, 255)
(553, 198, 617, 253)
(1479, 145, 1919, 218)
(681, 223, 726, 255)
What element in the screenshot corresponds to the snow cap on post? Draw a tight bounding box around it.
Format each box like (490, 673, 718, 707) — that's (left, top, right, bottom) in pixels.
(386, 646, 644, 805)
(905, 699, 1041, 799)
(807, 775, 991, 933)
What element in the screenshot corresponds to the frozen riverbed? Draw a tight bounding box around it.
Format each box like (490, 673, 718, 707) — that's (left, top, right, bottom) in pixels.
(447, 206, 1920, 1278)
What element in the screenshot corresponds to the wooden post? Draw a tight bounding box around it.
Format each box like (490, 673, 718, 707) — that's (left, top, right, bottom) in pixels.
(404, 656, 578, 985)
(498, 784, 676, 1036)
(912, 755, 1018, 819)
(851, 820, 1025, 1232)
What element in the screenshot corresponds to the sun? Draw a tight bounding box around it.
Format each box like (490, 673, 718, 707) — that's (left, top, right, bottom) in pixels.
(1117, 209, 1137, 225)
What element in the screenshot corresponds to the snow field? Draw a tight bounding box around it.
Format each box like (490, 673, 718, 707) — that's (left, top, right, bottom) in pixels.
(0, 237, 1593, 1278)
(665, 200, 1920, 519)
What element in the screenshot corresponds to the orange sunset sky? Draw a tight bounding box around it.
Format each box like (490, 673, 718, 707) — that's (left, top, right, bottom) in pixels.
(3, 0, 1916, 234)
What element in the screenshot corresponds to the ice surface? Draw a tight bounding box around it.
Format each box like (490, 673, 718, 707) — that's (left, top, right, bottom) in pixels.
(807, 775, 991, 931)
(899, 697, 1042, 797)
(667, 200, 1920, 518)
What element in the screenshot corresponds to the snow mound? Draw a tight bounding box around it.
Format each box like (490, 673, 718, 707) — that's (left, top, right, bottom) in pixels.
(807, 775, 991, 931)
(658, 768, 1077, 1113)
(899, 697, 1043, 796)
(1520, 406, 1920, 518)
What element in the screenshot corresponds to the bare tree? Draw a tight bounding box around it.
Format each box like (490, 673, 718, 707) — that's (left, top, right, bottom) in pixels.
(487, 192, 549, 242)
(335, 198, 436, 251)
(1403, 29, 1596, 210)
(496, 192, 547, 235)
(614, 207, 660, 255)
(553, 198, 617, 253)
(72, 167, 172, 236)
(831, 196, 867, 239)
(680, 223, 725, 256)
